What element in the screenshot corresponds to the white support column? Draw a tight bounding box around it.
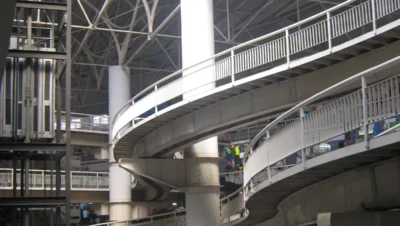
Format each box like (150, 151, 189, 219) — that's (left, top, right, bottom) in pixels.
(181, 1, 220, 225)
(181, 0, 216, 99)
(108, 66, 132, 221)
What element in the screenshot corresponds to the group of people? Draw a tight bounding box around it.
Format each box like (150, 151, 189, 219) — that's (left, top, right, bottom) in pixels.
(224, 144, 246, 172)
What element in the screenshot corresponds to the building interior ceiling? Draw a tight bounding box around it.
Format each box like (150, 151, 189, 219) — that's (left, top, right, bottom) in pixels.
(64, 0, 348, 114)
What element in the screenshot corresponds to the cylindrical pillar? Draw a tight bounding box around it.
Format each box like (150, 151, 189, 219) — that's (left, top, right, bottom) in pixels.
(108, 66, 132, 221)
(185, 139, 220, 226)
(181, 0, 216, 98)
(181, 1, 220, 224)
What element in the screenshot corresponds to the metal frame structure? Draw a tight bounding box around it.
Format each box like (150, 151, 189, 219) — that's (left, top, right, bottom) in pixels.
(41, 0, 350, 112)
(0, 1, 73, 226)
(0, 168, 109, 191)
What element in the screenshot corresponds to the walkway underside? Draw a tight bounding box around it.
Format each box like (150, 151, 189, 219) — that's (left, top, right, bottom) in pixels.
(240, 131, 400, 225)
(115, 32, 400, 159)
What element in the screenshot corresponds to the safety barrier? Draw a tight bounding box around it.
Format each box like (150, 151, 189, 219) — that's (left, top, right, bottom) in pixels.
(220, 188, 248, 225)
(243, 55, 400, 196)
(0, 168, 109, 191)
(112, 0, 400, 144)
(89, 210, 186, 226)
(56, 112, 109, 134)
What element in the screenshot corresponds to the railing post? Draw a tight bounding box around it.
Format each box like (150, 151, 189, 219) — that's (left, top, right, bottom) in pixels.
(362, 76, 369, 148)
(96, 173, 99, 190)
(42, 170, 45, 189)
(285, 29, 290, 68)
(11, 169, 14, 189)
(90, 116, 93, 131)
(395, 76, 400, 113)
(154, 85, 158, 114)
(300, 108, 306, 169)
(327, 12, 332, 52)
(266, 130, 272, 183)
(371, 0, 377, 34)
(230, 49, 235, 84)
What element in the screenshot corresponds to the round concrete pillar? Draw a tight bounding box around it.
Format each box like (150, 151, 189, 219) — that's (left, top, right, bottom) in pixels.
(108, 65, 132, 221)
(181, 0, 220, 225)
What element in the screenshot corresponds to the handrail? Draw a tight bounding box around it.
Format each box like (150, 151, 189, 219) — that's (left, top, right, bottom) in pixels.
(89, 210, 186, 226)
(0, 168, 109, 191)
(112, 0, 400, 144)
(111, 0, 359, 128)
(220, 187, 242, 202)
(243, 55, 400, 163)
(57, 111, 109, 133)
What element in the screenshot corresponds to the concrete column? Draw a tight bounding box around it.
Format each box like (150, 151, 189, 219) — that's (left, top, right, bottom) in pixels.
(181, 0, 215, 98)
(317, 212, 400, 226)
(92, 203, 109, 216)
(108, 66, 132, 221)
(95, 147, 109, 160)
(131, 203, 148, 219)
(181, 0, 220, 225)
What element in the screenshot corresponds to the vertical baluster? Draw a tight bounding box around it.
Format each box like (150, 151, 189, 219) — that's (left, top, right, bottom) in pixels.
(344, 10, 349, 33)
(292, 33, 296, 54)
(339, 13, 343, 36)
(231, 50, 235, 84)
(327, 13, 332, 51)
(390, 78, 395, 116)
(250, 49, 253, 69)
(96, 173, 99, 190)
(372, 84, 377, 121)
(385, 80, 390, 117)
(378, 82, 383, 120)
(341, 99, 345, 134)
(332, 16, 336, 38)
(286, 29, 290, 67)
(350, 94, 355, 130)
(362, 77, 369, 146)
(246, 51, 249, 71)
(261, 43, 266, 65)
(42, 170, 45, 189)
(367, 86, 372, 122)
(396, 76, 400, 114)
(358, 91, 363, 128)
(372, 0, 377, 32)
(289, 34, 293, 55)
(388, 0, 393, 13)
(256, 46, 260, 67)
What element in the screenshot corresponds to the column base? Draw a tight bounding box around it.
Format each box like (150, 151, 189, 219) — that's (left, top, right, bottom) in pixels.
(186, 192, 220, 226)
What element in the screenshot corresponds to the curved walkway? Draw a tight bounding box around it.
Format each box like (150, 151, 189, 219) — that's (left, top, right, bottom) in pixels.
(236, 56, 400, 225)
(109, 0, 400, 225)
(113, 0, 400, 159)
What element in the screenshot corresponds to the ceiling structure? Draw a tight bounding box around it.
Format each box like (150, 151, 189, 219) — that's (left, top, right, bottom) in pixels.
(63, 0, 349, 114)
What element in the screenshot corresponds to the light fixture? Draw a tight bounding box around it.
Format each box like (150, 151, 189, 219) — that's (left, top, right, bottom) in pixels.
(172, 202, 177, 206)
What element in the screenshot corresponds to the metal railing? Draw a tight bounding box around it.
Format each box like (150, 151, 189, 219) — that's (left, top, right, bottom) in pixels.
(220, 188, 247, 225)
(112, 0, 400, 142)
(56, 112, 109, 133)
(90, 210, 186, 226)
(0, 168, 109, 191)
(243, 55, 400, 194)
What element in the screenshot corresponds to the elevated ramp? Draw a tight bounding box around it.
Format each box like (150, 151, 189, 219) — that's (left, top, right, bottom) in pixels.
(112, 0, 400, 159)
